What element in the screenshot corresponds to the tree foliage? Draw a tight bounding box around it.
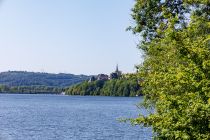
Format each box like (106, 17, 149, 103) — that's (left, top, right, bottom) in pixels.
(130, 0, 210, 139)
(0, 85, 63, 94)
(65, 75, 141, 97)
(129, 0, 210, 51)
(0, 71, 89, 87)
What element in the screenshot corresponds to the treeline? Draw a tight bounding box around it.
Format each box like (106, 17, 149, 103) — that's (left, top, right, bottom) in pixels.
(65, 76, 141, 97)
(0, 85, 63, 94)
(0, 71, 90, 87)
(0, 71, 90, 94)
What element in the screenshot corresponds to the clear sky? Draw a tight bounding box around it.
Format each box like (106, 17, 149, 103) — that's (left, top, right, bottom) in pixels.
(0, 0, 143, 75)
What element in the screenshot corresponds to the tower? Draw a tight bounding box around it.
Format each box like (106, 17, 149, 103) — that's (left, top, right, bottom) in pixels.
(115, 64, 119, 73)
(115, 64, 122, 77)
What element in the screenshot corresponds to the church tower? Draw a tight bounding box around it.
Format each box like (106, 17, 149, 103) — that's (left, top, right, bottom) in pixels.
(110, 64, 122, 79)
(115, 64, 119, 73)
(115, 64, 122, 77)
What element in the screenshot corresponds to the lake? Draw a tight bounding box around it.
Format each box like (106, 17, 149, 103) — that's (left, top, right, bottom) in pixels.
(0, 94, 152, 140)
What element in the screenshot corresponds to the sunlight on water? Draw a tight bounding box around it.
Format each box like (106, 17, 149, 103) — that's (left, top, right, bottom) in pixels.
(0, 94, 152, 140)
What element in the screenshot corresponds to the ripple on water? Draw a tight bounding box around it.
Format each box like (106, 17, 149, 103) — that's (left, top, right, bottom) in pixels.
(0, 94, 152, 140)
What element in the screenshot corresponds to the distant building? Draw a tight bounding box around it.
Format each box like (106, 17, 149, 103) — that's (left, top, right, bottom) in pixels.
(110, 72, 118, 79)
(88, 65, 122, 82)
(97, 74, 109, 81)
(110, 64, 122, 79)
(88, 76, 96, 82)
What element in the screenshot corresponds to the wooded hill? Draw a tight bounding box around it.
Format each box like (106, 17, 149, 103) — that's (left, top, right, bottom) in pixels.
(0, 71, 90, 93)
(66, 74, 142, 97)
(0, 71, 90, 87)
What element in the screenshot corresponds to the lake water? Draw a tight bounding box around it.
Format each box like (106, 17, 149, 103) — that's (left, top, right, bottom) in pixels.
(0, 94, 152, 140)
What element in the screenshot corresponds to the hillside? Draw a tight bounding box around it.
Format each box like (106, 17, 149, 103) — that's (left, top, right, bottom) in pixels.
(65, 75, 142, 97)
(0, 71, 90, 87)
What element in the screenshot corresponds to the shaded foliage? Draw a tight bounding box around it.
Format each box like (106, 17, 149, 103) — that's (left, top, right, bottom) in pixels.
(0, 85, 63, 94)
(0, 71, 90, 87)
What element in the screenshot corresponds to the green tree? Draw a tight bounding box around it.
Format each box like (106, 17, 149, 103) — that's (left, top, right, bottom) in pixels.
(128, 0, 210, 51)
(129, 0, 210, 139)
(65, 76, 141, 97)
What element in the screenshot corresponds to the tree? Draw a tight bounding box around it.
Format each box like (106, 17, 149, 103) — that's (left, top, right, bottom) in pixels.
(65, 76, 141, 97)
(128, 0, 210, 51)
(129, 0, 210, 139)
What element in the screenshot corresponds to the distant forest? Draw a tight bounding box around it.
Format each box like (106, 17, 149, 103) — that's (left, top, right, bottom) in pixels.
(65, 74, 141, 97)
(0, 71, 90, 93)
(0, 85, 63, 94)
(0, 71, 142, 96)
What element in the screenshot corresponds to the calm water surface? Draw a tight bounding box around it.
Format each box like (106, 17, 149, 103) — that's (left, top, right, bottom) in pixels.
(0, 94, 152, 140)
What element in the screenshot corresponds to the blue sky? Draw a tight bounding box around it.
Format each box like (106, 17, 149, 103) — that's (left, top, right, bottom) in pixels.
(0, 0, 142, 75)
